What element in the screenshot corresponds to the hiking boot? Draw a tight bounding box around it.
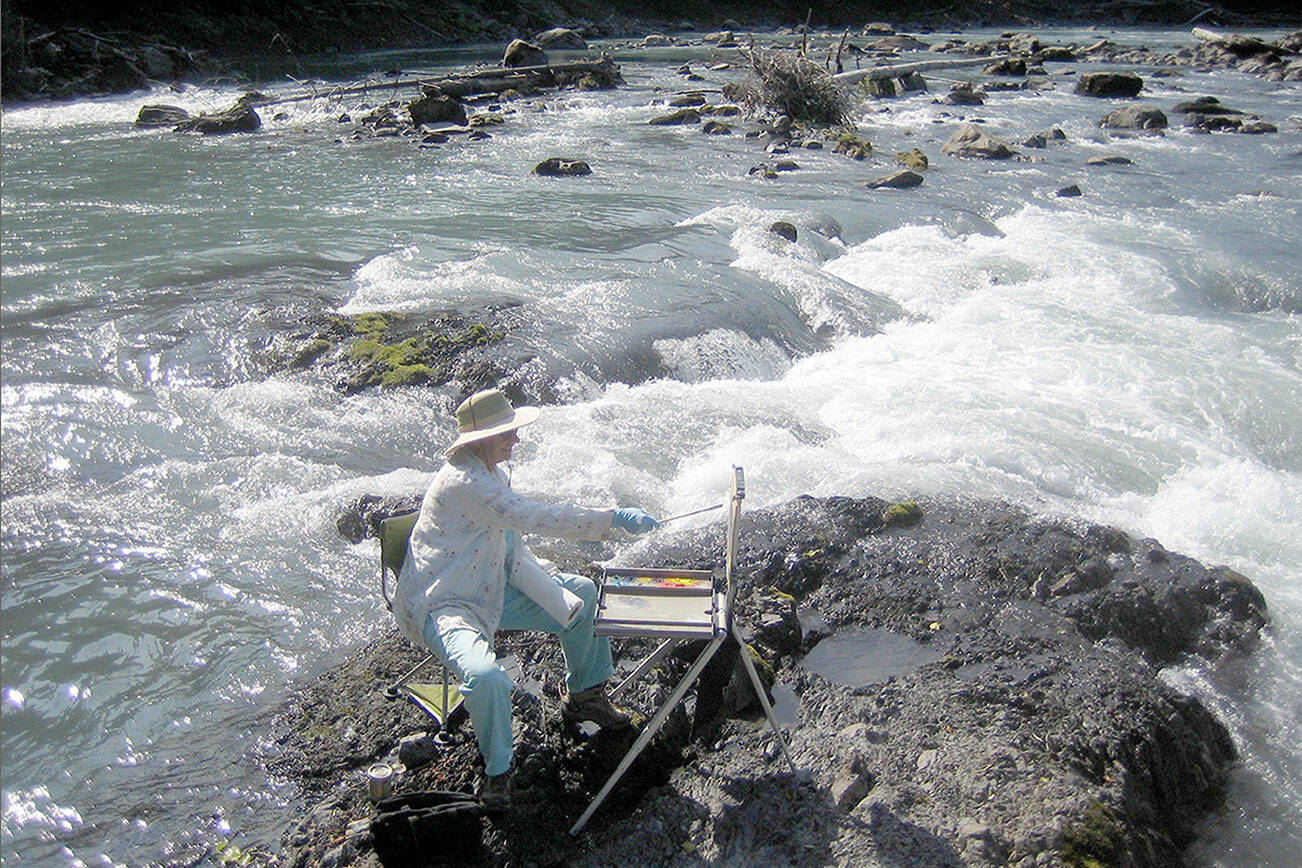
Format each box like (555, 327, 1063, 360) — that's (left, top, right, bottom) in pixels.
(477, 771, 512, 812)
(562, 685, 633, 730)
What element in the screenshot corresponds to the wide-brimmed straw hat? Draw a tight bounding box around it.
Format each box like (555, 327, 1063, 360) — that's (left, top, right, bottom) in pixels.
(445, 388, 540, 455)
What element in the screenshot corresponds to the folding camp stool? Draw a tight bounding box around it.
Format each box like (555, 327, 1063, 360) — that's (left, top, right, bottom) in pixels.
(568, 466, 797, 835)
(379, 511, 547, 737)
(378, 511, 467, 735)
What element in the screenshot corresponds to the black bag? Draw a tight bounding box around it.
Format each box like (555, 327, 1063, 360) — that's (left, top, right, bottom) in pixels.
(371, 790, 484, 867)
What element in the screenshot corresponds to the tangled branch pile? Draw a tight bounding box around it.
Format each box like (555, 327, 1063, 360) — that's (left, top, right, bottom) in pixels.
(733, 48, 849, 126)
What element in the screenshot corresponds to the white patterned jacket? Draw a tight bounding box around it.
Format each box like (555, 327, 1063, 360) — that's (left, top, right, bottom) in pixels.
(394, 447, 614, 646)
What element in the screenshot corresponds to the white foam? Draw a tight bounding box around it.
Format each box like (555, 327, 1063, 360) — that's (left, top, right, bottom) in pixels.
(338, 245, 528, 312)
(654, 328, 791, 381)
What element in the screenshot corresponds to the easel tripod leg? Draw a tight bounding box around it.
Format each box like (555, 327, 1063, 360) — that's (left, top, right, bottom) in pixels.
(569, 635, 726, 836)
(732, 625, 797, 773)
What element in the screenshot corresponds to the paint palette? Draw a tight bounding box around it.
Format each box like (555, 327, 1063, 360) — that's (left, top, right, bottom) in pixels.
(595, 567, 722, 638)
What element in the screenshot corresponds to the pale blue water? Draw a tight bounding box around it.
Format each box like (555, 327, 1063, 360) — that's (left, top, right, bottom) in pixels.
(802, 626, 943, 686)
(2, 27, 1300, 867)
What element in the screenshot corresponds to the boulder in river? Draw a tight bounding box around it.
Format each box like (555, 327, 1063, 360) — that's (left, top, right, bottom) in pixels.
(832, 132, 872, 159)
(264, 309, 510, 395)
(533, 157, 592, 176)
(895, 148, 928, 170)
(173, 101, 261, 134)
(669, 93, 707, 107)
(1100, 105, 1168, 133)
(1172, 96, 1243, 116)
(768, 221, 798, 242)
(861, 77, 896, 98)
(1074, 72, 1143, 97)
(941, 123, 1015, 158)
(867, 169, 923, 189)
(867, 35, 929, 52)
(135, 104, 190, 127)
(941, 83, 985, 105)
(503, 39, 547, 68)
(897, 71, 928, 92)
(649, 107, 700, 125)
(534, 27, 587, 50)
(984, 56, 1027, 76)
(408, 90, 468, 126)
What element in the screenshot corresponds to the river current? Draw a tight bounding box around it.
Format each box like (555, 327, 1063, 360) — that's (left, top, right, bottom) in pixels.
(2, 26, 1299, 867)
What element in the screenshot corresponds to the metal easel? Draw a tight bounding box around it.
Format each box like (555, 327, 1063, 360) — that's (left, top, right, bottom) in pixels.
(568, 466, 796, 835)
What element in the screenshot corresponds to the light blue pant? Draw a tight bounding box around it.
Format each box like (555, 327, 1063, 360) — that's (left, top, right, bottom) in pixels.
(422, 573, 612, 776)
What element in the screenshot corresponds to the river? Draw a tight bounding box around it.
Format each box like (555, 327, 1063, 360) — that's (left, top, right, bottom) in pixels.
(2, 26, 1299, 867)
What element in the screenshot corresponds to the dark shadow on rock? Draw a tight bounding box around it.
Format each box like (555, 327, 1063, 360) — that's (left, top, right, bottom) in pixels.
(859, 801, 965, 867)
(709, 772, 840, 865)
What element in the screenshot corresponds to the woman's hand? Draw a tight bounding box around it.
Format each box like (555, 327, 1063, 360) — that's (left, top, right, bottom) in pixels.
(612, 508, 659, 534)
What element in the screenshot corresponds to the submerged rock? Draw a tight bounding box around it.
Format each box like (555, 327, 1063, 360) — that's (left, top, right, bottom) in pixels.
(274, 494, 1267, 867)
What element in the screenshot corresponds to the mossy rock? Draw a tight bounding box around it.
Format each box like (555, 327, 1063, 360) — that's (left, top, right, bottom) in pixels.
(381, 364, 437, 387)
(881, 501, 923, 527)
(287, 338, 332, 369)
(1060, 801, 1126, 868)
(833, 132, 872, 159)
(743, 641, 777, 687)
(347, 311, 394, 336)
(263, 305, 517, 395)
(468, 113, 505, 126)
(896, 148, 928, 170)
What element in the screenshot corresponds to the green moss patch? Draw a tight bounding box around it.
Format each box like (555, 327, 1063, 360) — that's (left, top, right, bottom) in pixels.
(833, 132, 872, 159)
(881, 501, 923, 527)
(1060, 801, 1126, 868)
(274, 310, 507, 393)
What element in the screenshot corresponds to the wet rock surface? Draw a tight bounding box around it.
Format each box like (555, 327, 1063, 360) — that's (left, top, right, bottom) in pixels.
(274, 494, 1267, 867)
(260, 306, 538, 399)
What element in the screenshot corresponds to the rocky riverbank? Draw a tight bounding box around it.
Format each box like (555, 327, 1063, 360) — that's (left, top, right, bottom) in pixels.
(3, 0, 1297, 103)
(261, 493, 1268, 867)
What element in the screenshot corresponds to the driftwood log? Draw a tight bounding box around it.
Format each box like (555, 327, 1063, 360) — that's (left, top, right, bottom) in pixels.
(831, 56, 994, 85)
(244, 56, 621, 107)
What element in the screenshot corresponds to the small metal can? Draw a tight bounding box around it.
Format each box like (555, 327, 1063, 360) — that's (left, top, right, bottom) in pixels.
(366, 762, 394, 801)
